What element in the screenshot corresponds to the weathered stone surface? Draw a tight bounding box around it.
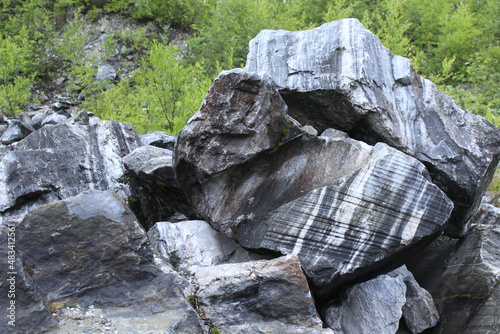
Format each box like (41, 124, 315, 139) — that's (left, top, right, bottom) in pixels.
(0, 119, 35, 145)
(16, 190, 205, 333)
(245, 18, 500, 236)
(41, 112, 69, 126)
(0, 120, 141, 222)
(148, 220, 266, 271)
(174, 68, 302, 180)
(237, 139, 453, 295)
(325, 273, 407, 334)
(389, 266, 439, 334)
(192, 255, 332, 334)
(430, 203, 500, 333)
(123, 145, 196, 228)
(140, 130, 177, 150)
(0, 221, 55, 334)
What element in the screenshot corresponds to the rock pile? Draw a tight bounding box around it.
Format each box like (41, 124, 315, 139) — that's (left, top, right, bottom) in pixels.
(1, 18, 499, 334)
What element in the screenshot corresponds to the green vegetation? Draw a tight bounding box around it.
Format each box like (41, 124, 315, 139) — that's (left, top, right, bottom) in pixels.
(0, 0, 498, 134)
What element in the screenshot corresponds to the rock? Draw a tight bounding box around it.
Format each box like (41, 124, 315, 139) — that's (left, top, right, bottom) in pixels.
(175, 67, 453, 296)
(148, 220, 266, 271)
(430, 202, 500, 333)
(324, 266, 439, 334)
(0, 119, 35, 145)
(389, 266, 439, 334)
(29, 112, 49, 130)
(123, 145, 196, 228)
(41, 112, 69, 126)
(191, 255, 332, 334)
(237, 139, 453, 295)
(16, 190, 205, 333)
(0, 121, 141, 222)
(174, 68, 302, 179)
(96, 63, 117, 82)
(140, 130, 177, 150)
(245, 18, 500, 237)
(461, 287, 500, 333)
(0, 221, 55, 333)
(68, 109, 90, 126)
(324, 273, 407, 334)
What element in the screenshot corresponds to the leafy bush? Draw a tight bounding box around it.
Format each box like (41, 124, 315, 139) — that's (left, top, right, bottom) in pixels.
(85, 42, 211, 134)
(0, 35, 34, 116)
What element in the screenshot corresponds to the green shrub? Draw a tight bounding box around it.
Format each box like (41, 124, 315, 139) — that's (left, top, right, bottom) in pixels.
(86, 42, 211, 134)
(0, 35, 34, 116)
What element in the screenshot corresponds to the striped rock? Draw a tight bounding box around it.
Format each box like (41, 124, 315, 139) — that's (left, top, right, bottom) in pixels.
(238, 141, 454, 296)
(245, 18, 500, 237)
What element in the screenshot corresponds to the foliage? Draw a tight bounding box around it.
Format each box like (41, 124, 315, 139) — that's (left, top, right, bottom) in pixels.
(0, 0, 498, 133)
(84, 43, 211, 134)
(187, 0, 306, 76)
(0, 35, 34, 116)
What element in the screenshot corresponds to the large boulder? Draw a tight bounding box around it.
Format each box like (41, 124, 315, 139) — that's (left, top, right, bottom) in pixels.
(237, 138, 453, 295)
(191, 255, 332, 334)
(245, 18, 500, 237)
(174, 69, 302, 218)
(405, 200, 500, 333)
(15, 190, 205, 333)
(174, 68, 453, 297)
(0, 121, 141, 222)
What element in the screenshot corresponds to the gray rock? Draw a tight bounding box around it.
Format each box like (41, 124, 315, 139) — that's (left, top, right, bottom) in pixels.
(245, 18, 500, 237)
(41, 112, 69, 126)
(95, 63, 116, 82)
(123, 145, 196, 228)
(237, 140, 453, 295)
(0, 221, 55, 333)
(16, 190, 205, 333)
(325, 273, 407, 334)
(389, 266, 439, 334)
(192, 255, 332, 334)
(68, 109, 90, 126)
(0, 120, 35, 145)
(140, 131, 177, 150)
(148, 220, 266, 271)
(29, 112, 49, 130)
(174, 68, 302, 179)
(0, 121, 141, 222)
(430, 203, 500, 333)
(174, 68, 453, 296)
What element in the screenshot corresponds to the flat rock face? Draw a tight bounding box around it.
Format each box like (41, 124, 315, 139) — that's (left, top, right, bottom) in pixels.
(325, 273, 407, 334)
(16, 190, 204, 333)
(0, 221, 55, 334)
(431, 204, 500, 333)
(191, 255, 332, 334)
(245, 18, 500, 236)
(0, 121, 141, 222)
(238, 141, 453, 294)
(148, 220, 261, 271)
